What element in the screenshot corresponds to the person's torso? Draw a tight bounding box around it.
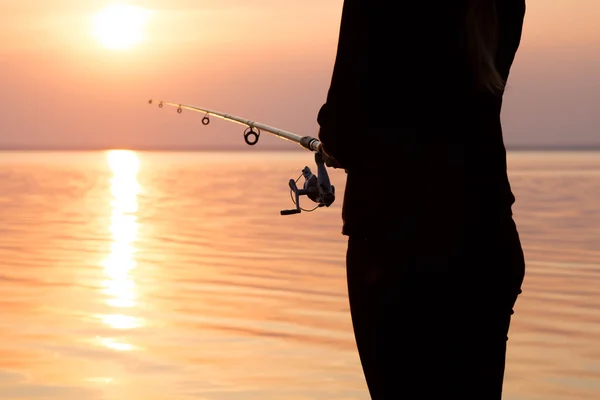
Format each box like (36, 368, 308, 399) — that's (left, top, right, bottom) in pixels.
(337, 0, 526, 238)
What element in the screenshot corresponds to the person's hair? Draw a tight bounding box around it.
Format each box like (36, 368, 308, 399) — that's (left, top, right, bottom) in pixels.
(465, 0, 504, 93)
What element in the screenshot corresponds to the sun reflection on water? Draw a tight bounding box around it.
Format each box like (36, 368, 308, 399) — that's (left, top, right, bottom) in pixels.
(99, 150, 143, 347)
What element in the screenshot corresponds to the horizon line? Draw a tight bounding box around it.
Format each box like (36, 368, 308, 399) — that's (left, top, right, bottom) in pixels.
(1, 145, 600, 152)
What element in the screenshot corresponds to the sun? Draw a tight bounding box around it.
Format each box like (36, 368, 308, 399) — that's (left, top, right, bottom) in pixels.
(93, 4, 151, 50)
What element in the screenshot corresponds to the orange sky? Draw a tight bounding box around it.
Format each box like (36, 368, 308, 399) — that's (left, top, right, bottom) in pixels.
(1, 0, 599, 149)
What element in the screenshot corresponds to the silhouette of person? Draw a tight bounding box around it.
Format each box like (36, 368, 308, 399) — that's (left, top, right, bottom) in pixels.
(317, 1, 527, 399)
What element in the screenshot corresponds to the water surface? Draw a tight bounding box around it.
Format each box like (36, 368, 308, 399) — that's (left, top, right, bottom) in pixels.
(0, 150, 599, 400)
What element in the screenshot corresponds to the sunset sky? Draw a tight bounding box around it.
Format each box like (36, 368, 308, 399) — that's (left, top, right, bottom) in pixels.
(1, 0, 599, 150)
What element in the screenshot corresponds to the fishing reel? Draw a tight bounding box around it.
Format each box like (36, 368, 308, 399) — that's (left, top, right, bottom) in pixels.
(281, 150, 336, 215)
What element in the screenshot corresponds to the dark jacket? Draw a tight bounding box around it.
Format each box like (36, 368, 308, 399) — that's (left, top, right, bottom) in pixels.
(318, 1, 526, 239)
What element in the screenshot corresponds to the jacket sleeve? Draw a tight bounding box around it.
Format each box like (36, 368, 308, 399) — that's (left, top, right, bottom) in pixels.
(317, 0, 366, 170)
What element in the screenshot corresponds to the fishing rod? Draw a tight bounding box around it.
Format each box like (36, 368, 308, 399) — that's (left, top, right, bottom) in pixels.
(148, 99, 336, 215)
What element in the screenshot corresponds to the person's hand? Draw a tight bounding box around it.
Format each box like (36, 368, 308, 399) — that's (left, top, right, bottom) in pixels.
(318, 146, 344, 169)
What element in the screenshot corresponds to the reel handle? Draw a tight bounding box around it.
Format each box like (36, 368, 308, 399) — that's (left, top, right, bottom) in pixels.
(280, 209, 301, 215)
(280, 179, 302, 215)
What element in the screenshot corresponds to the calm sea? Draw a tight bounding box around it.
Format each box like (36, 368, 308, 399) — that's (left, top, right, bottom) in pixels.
(0, 150, 599, 400)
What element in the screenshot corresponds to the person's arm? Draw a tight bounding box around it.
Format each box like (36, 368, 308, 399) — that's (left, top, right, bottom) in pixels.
(317, 0, 366, 170)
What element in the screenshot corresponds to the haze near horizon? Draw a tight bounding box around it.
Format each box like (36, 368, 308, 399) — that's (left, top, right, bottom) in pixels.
(1, 0, 599, 150)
